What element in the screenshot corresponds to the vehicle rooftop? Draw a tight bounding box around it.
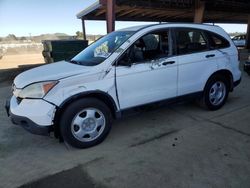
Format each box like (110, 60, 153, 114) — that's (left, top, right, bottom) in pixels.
(118, 23, 220, 32)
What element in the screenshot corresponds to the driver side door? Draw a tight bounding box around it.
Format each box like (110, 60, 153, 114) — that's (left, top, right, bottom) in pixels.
(115, 29, 178, 109)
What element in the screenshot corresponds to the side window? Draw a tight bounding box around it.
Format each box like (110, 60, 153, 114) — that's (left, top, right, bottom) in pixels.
(176, 29, 209, 55)
(207, 32, 230, 49)
(118, 30, 171, 66)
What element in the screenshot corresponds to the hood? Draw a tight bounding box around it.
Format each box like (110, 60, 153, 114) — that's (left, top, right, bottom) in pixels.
(14, 61, 91, 88)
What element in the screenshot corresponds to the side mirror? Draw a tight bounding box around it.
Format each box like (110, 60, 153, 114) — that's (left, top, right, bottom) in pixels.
(117, 49, 133, 67)
(118, 58, 132, 67)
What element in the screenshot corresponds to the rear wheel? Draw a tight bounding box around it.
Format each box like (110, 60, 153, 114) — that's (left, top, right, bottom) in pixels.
(201, 75, 229, 110)
(60, 98, 112, 148)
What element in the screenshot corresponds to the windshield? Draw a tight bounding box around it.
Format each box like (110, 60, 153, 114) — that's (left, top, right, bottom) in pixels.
(71, 31, 135, 66)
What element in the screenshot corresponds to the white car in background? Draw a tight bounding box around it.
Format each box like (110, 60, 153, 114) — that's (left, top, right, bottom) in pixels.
(6, 23, 241, 148)
(232, 34, 246, 47)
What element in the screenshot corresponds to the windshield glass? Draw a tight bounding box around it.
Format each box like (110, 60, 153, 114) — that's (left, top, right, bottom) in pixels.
(71, 31, 135, 66)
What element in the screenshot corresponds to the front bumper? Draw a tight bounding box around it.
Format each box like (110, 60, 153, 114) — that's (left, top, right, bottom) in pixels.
(5, 96, 55, 136)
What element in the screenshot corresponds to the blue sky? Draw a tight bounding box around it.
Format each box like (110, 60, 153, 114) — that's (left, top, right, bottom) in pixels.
(0, 0, 247, 37)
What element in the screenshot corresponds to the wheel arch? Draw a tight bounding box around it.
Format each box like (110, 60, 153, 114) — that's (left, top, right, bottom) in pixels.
(53, 90, 120, 140)
(204, 69, 234, 92)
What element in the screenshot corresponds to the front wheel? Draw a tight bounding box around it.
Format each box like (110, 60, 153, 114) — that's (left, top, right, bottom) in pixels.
(60, 98, 112, 148)
(201, 75, 229, 111)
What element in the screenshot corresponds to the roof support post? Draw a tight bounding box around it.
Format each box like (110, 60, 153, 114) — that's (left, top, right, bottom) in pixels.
(246, 15, 250, 49)
(194, 0, 205, 23)
(106, 0, 115, 33)
(81, 18, 86, 40)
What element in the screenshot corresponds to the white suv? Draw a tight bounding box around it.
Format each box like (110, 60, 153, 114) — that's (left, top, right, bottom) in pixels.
(6, 24, 241, 148)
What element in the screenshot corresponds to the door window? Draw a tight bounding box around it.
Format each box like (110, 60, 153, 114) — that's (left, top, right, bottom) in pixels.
(175, 29, 209, 55)
(118, 30, 172, 66)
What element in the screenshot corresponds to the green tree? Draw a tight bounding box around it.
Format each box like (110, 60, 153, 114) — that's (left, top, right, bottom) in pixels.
(76, 31, 83, 39)
(6, 34, 17, 41)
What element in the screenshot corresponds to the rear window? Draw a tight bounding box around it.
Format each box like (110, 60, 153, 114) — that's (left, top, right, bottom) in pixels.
(207, 32, 230, 49)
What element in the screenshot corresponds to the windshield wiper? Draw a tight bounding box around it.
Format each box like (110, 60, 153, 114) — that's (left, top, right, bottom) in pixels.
(69, 60, 81, 65)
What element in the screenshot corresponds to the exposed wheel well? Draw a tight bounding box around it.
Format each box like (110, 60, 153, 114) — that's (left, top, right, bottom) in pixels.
(53, 91, 119, 140)
(205, 70, 233, 92)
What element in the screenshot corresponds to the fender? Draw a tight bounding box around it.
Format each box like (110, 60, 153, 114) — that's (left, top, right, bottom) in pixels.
(204, 69, 233, 92)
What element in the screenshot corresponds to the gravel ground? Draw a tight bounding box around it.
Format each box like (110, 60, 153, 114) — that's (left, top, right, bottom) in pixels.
(0, 62, 249, 188)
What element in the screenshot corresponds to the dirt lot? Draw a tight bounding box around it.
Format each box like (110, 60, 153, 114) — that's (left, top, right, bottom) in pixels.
(0, 59, 250, 188)
(0, 53, 44, 70)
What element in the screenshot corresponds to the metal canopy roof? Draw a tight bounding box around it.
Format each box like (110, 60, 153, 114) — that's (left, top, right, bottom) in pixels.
(77, 0, 250, 23)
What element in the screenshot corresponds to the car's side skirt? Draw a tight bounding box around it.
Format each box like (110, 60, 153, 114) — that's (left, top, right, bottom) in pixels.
(118, 91, 203, 118)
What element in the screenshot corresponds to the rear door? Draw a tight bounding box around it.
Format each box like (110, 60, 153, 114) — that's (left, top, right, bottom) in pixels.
(174, 28, 219, 96)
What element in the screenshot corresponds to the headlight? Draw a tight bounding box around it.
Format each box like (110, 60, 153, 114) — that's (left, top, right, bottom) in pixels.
(18, 81, 58, 99)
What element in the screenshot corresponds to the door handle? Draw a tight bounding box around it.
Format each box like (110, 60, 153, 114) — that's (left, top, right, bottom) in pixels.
(162, 61, 175, 66)
(205, 54, 215, 58)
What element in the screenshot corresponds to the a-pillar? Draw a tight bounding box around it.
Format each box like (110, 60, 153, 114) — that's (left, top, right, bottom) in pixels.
(194, 0, 205, 23)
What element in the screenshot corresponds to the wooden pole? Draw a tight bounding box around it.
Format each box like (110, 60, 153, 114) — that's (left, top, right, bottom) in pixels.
(246, 15, 250, 49)
(81, 18, 86, 40)
(106, 0, 115, 33)
(194, 0, 205, 23)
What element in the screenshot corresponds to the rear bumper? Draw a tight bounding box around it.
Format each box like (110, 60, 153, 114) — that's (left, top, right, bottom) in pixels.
(5, 97, 54, 136)
(233, 77, 241, 88)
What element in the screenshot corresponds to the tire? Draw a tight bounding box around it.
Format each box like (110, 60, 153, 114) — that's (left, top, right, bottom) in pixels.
(60, 98, 112, 148)
(201, 75, 229, 111)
